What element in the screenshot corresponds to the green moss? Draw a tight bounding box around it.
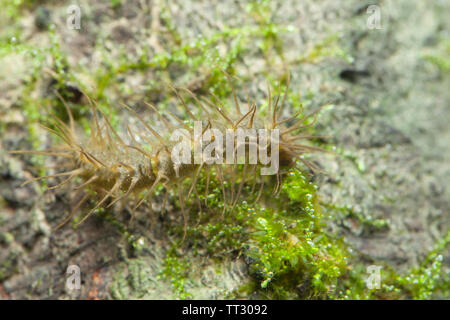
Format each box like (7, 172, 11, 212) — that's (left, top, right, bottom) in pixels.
(164, 161, 448, 300)
(325, 202, 390, 234)
(110, 257, 158, 299)
(160, 245, 193, 300)
(298, 34, 354, 64)
(0, 232, 15, 245)
(424, 40, 450, 73)
(0, 249, 20, 281)
(110, 0, 122, 10)
(161, 167, 349, 299)
(241, 170, 348, 298)
(396, 231, 449, 299)
(335, 231, 450, 300)
(1, 0, 41, 21)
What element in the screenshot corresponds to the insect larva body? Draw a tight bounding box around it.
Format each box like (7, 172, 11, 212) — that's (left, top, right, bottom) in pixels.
(10, 75, 325, 227)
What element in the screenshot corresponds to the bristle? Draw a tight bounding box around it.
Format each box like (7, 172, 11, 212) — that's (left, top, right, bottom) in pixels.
(121, 103, 165, 144)
(74, 175, 98, 190)
(20, 169, 84, 187)
(54, 90, 75, 134)
(276, 71, 290, 121)
(54, 193, 89, 230)
(76, 177, 123, 226)
(170, 85, 199, 121)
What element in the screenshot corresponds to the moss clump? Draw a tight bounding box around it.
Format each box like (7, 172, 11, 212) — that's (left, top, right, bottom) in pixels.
(159, 245, 193, 300)
(162, 168, 348, 299)
(162, 166, 449, 300)
(424, 40, 450, 73)
(242, 170, 348, 298)
(395, 231, 449, 299)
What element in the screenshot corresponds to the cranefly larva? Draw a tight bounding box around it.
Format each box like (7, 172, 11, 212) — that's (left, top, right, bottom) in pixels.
(9, 72, 326, 228)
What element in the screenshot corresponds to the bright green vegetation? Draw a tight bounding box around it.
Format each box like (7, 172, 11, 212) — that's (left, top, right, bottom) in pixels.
(158, 168, 449, 299)
(160, 246, 193, 300)
(0, 0, 448, 300)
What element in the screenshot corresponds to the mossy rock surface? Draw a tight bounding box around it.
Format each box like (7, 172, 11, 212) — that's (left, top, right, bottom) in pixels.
(0, 0, 449, 299)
